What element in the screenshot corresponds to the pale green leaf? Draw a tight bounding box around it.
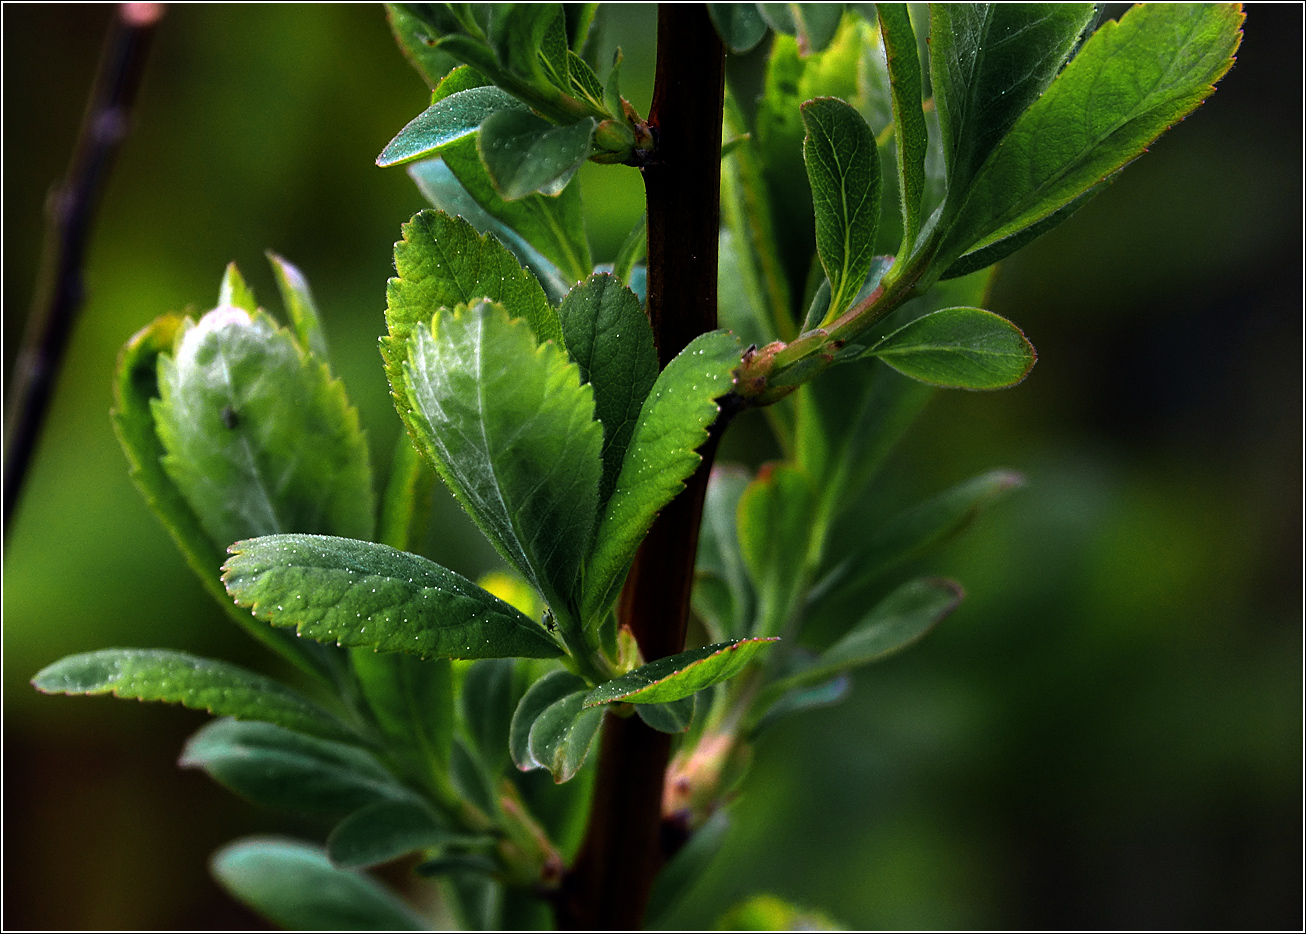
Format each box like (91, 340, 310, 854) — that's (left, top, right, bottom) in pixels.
(219, 261, 257, 313)
(875, 4, 927, 254)
(327, 799, 470, 870)
(866, 306, 1036, 389)
(510, 669, 587, 771)
(477, 109, 596, 200)
(738, 463, 817, 637)
(377, 86, 524, 166)
(709, 4, 769, 54)
(223, 533, 563, 660)
(527, 688, 605, 783)
(583, 638, 778, 707)
(266, 251, 330, 363)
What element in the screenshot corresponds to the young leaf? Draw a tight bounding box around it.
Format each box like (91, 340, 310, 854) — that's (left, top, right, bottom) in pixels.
(402, 301, 603, 611)
(113, 316, 338, 681)
(152, 305, 375, 548)
(748, 672, 850, 736)
(558, 273, 659, 508)
(527, 688, 606, 783)
(818, 577, 963, 673)
(376, 86, 525, 166)
(223, 533, 563, 660)
(181, 718, 412, 815)
(219, 261, 258, 313)
(32, 649, 357, 743)
(866, 306, 1036, 389)
(737, 463, 817, 637)
(350, 649, 455, 787)
(581, 329, 742, 623)
(510, 669, 587, 771)
(266, 251, 330, 363)
(583, 638, 779, 707)
(875, 4, 927, 255)
(930, 4, 1098, 204)
(938, 3, 1244, 264)
(708, 4, 769, 54)
(212, 836, 429, 930)
(327, 799, 472, 870)
(801, 97, 880, 322)
(477, 109, 596, 201)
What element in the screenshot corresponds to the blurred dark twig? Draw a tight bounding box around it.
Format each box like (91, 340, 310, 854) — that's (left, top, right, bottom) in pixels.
(2, 3, 164, 542)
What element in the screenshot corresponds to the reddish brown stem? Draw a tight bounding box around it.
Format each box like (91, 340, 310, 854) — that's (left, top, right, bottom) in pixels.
(555, 5, 726, 929)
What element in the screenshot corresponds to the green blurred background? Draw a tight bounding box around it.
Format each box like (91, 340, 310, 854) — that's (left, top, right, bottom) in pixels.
(4, 4, 1300, 929)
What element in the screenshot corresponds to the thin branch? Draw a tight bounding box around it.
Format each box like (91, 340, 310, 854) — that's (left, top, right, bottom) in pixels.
(2, 3, 165, 541)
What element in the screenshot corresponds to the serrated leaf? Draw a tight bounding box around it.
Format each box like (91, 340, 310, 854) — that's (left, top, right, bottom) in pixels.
(738, 463, 817, 637)
(152, 305, 375, 548)
(223, 533, 563, 660)
(377, 86, 525, 167)
(875, 4, 927, 255)
(930, 4, 1098, 206)
(708, 4, 770, 54)
(581, 329, 741, 623)
(112, 316, 337, 680)
(32, 649, 355, 743)
(212, 836, 429, 930)
(510, 669, 587, 771)
(351, 649, 454, 788)
(558, 273, 659, 508)
(478, 109, 596, 201)
(181, 718, 411, 815)
(567, 51, 605, 108)
(937, 3, 1244, 264)
(802, 97, 880, 322)
(266, 251, 330, 363)
(219, 262, 257, 313)
(527, 688, 605, 783)
(327, 799, 464, 869)
(694, 465, 755, 641)
(401, 301, 601, 612)
(539, 5, 572, 90)
(583, 638, 778, 707)
(867, 306, 1035, 389)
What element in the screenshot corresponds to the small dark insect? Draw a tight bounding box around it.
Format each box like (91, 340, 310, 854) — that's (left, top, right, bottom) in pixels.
(220, 406, 239, 429)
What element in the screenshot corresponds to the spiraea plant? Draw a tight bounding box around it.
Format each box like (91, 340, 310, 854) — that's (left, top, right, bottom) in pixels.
(34, 4, 1242, 929)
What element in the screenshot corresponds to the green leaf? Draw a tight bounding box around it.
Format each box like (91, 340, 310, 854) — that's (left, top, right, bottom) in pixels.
(327, 799, 462, 869)
(460, 658, 521, 777)
(738, 463, 816, 637)
(611, 213, 648, 288)
(510, 669, 586, 771)
(401, 300, 602, 612)
(583, 638, 779, 707)
(937, 3, 1244, 263)
(930, 4, 1098, 205)
(32, 649, 356, 744)
(939, 186, 1103, 280)
(539, 6, 572, 91)
(477, 109, 596, 200)
(218, 261, 257, 313)
(581, 329, 741, 623)
(377, 86, 524, 166)
(386, 3, 458, 89)
(181, 718, 411, 815)
(112, 316, 337, 681)
(748, 672, 850, 736)
(694, 465, 755, 641)
(567, 51, 605, 108)
(528, 688, 605, 783)
(759, 4, 846, 54)
(866, 306, 1036, 389)
(708, 4, 769, 54)
(351, 649, 454, 790)
(558, 273, 659, 508)
(801, 97, 880, 322)
(450, 737, 500, 817)
(379, 433, 436, 552)
(152, 305, 375, 548)
(645, 808, 731, 928)
(266, 251, 330, 363)
(212, 836, 429, 930)
(636, 695, 695, 734)
(716, 893, 841, 931)
(875, 4, 927, 255)
(223, 533, 563, 660)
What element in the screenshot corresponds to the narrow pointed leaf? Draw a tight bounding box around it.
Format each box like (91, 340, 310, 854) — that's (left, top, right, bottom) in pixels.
(510, 669, 586, 771)
(327, 799, 464, 869)
(377, 86, 524, 166)
(477, 109, 596, 201)
(748, 673, 850, 736)
(152, 306, 375, 548)
(402, 301, 602, 610)
(219, 262, 258, 313)
(582, 329, 741, 623)
(738, 463, 817, 637)
(223, 534, 563, 660)
(646, 809, 731, 928)
(939, 4, 1244, 262)
(875, 4, 927, 253)
(708, 4, 769, 54)
(558, 273, 659, 508)
(611, 213, 647, 288)
(528, 688, 605, 783)
(32, 649, 356, 743)
(266, 251, 330, 363)
(867, 307, 1035, 389)
(801, 97, 880, 322)
(583, 638, 779, 707)
(212, 836, 429, 930)
(181, 718, 411, 815)
(930, 4, 1098, 203)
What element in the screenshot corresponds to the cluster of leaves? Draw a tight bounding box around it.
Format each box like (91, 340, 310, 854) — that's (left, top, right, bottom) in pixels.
(32, 3, 1242, 930)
